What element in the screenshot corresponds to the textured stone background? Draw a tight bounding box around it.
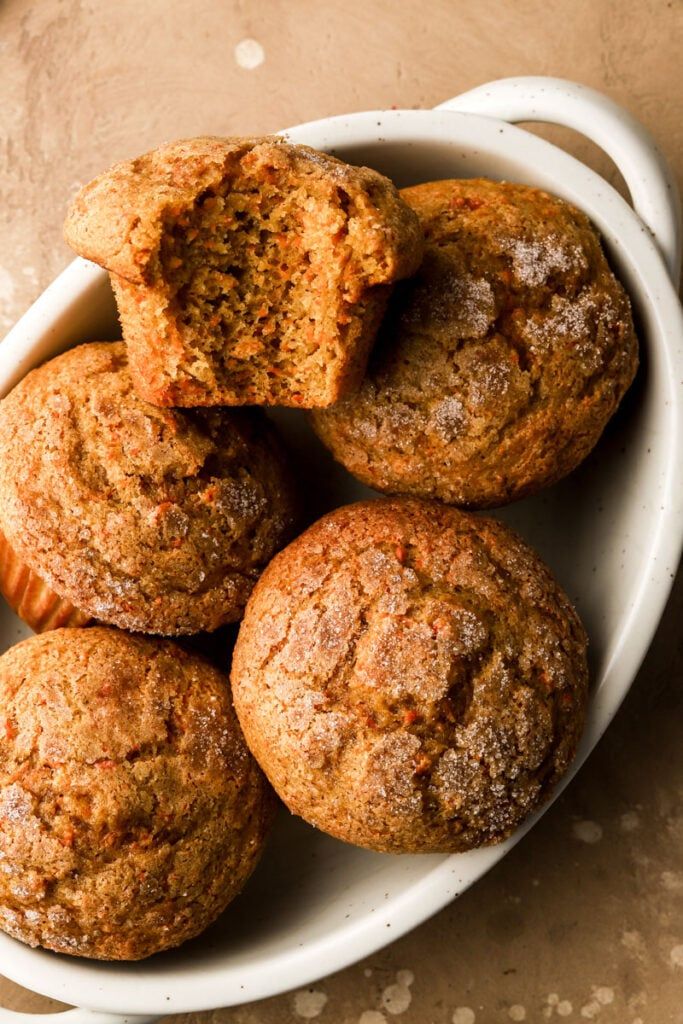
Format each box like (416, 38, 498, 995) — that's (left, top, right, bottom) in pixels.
(1, 1, 682, 1022)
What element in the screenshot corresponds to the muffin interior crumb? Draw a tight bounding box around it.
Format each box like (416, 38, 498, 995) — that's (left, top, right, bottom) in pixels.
(64, 137, 424, 408)
(155, 159, 388, 405)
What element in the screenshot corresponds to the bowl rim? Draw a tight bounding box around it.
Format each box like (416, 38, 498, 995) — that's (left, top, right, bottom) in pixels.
(0, 104, 682, 1016)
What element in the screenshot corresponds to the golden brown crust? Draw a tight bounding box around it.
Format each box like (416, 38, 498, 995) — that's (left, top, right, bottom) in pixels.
(0, 342, 299, 635)
(65, 137, 423, 408)
(231, 497, 589, 854)
(311, 179, 639, 508)
(0, 627, 275, 960)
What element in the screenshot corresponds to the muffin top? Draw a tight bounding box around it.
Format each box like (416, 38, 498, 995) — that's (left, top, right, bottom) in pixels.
(231, 497, 589, 854)
(64, 136, 423, 288)
(311, 178, 638, 508)
(0, 627, 274, 959)
(0, 341, 299, 634)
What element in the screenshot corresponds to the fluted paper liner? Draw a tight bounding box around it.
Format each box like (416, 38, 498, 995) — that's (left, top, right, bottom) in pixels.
(0, 530, 92, 632)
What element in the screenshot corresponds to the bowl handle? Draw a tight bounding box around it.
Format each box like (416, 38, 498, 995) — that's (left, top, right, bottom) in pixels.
(435, 75, 682, 283)
(0, 1008, 158, 1023)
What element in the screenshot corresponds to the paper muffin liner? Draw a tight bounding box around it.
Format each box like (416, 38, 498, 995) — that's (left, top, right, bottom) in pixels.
(0, 530, 92, 632)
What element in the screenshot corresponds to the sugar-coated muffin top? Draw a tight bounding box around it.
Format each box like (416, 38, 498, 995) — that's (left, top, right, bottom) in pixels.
(0, 626, 275, 959)
(0, 341, 299, 634)
(312, 178, 638, 508)
(231, 497, 589, 854)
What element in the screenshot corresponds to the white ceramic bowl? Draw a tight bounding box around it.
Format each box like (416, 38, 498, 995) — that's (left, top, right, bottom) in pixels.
(0, 77, 681, 1024)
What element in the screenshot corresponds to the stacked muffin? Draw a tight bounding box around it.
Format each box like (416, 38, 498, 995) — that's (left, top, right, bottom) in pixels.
(0, 135, 637, 959)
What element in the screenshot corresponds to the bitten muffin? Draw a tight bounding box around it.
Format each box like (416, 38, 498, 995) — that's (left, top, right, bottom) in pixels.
(231, 498, 589, 854)
(0, 627, 275, 960)
(64, 136, 423, 408)
(312, 178, 638, 508)
(0, 341, 298, 635)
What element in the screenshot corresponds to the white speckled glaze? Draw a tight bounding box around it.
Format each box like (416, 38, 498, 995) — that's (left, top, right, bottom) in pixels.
(0, 78, 681, 1022)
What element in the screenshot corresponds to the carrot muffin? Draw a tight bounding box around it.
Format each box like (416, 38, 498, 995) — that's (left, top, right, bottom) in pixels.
(0, 342, 298, 635)
(0, 627, 275, 960)
(64, 136, 423, 408)
(231, 497, 589, 854)
(312, 179, 638, 508)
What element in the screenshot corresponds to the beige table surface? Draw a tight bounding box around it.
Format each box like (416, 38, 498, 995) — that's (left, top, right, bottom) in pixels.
(1, 1, 682, 1022)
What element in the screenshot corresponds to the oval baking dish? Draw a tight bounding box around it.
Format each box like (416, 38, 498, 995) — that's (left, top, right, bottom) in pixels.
(0, 77, 681, 1023)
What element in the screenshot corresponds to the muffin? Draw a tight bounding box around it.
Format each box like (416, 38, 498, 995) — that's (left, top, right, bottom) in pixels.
(64, 136, 424, 408)
(231, 497, 589, 854)
(0, 627, 275, 960)
(312, 178, 638, 508)
(0, 341, 298, 635)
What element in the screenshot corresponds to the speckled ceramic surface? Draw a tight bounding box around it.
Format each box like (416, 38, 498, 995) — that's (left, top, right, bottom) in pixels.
(0, 4, 679, 1019)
